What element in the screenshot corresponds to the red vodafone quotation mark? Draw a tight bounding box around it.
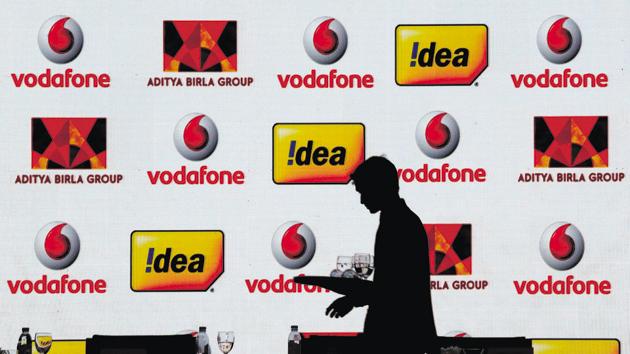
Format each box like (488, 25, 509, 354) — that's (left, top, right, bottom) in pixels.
(48, 17, 74, 54)
(313, 18, 338, 54)
(183, 114, 210, 151)
(537, 15, 581, 64)
(38, 15, 84, 63)
(425, 112, 451, 149)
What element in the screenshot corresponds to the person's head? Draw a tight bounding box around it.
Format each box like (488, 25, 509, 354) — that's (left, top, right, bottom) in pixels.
(350, 156, 399, 213)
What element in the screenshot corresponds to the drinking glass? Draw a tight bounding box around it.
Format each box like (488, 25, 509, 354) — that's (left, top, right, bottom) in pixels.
(353, 253, 374, 279)
(34, 333, 53, 354)
(217, 331, 235, 354)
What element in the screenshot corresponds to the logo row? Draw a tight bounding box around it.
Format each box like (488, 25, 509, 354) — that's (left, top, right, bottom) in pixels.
(15, 115, 624, 185)
(7, 221, 611, 296)
(13, 15, 607, 89)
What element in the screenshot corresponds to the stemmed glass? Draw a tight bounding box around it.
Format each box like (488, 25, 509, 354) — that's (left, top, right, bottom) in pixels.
(353, 253, 374, 279)
(217, 331, 235, 354)
(34, 333, 53, 354)
(330, 256, 354, 277)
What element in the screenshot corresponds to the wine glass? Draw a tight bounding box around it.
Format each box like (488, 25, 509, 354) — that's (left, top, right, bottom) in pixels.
(353, 253, 374, 279)
(330, 256, 353, 277)
(34, 333, 53, 354)
(217, 331, 235, 354)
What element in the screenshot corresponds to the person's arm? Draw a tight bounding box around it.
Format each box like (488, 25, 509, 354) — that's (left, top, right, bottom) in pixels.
(326, 280, 374, 318)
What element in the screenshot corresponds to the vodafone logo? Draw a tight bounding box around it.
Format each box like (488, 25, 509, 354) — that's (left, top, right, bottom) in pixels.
(174, 113, 219, 161)
(34, 222, 80, 270)
(513, 222, 610, 296)
(539, 222, 584, 271)
(271, 222, 316, 269)
(415, 111, 460, 159)
(38, 16, 83, 64)
(303, 17, 347, 64)
(537, 15, 581, 64)
(445, 331, 471, 338)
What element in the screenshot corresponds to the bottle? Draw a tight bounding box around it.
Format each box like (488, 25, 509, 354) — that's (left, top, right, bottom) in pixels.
(196, 326, 210, 354)
(288, 325, 301, 354)
(17, 327, 32, 354)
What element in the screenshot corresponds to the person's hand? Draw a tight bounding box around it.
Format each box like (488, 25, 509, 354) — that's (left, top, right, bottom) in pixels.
(326, 296, 354, 318)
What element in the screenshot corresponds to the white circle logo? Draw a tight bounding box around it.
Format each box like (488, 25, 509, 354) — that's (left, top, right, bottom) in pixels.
(303, 17, 348, 64)
(539, 222, 584, 271)
(35, 222, 80, 270)
(38, 16, 84, 64)
(173, 113, 219, 161)
(537, 15, 581, 64)
(415, 111, 460, 159)
(271, 221, 316, 269)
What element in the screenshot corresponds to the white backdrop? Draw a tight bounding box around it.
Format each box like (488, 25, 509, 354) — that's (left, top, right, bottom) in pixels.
(0, 1, 628, 353)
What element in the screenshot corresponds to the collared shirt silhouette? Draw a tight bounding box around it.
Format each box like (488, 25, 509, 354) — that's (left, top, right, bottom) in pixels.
(326, 156, 437, 353)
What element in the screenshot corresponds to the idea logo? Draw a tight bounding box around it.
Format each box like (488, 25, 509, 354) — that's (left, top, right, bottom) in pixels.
(272, 123, 364, 184)
(130, 230, 224, 292)
(395, 24, 488, 86)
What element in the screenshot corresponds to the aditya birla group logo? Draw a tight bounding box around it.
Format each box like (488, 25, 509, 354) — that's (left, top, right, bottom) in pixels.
(32, 118, 106, 170)
(148, 20, 254, 88)
(38, 16, 83, 64)
(15, 117, 123, 186)
(513, 222, 611, 296)
(537, 15, 581, 64)
(163, 20, 237, 72)
(303, 17, 347, 65)
(34, 222, 80, 270)
(173, 113, 219, 161)
(415, 111, 460, 159)
(534, 116, 607, 168)
(539, 222, 584, 271)
(271, 221, 316, 269)
(426, 224, 488, 291)
(518, 116, 624, 184)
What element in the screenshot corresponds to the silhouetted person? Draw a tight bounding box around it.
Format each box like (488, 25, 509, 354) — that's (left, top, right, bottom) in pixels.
(326, 156, 437, 354)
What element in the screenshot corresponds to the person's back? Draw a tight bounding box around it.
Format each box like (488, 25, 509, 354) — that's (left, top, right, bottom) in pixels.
(324, 156, 437, 354)
(364, 198, 436, 353)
